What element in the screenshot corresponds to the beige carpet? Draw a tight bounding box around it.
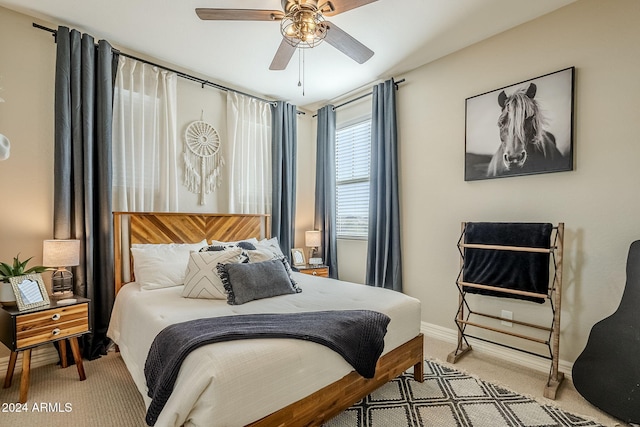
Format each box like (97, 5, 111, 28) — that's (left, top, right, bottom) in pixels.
(0, 351, 147, 427)
(0, 336, 627, 427)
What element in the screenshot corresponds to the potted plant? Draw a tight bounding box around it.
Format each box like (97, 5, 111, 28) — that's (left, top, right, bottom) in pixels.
(0, 254, 47, 307)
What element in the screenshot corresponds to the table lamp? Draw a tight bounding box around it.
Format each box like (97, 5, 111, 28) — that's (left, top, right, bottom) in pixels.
(43, 239, 80, 299)
(305, 230, 322, 265)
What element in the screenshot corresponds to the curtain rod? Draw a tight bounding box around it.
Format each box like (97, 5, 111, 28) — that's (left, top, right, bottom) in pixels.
(33, 22, 306, 114)
(312, 78, 405, 117)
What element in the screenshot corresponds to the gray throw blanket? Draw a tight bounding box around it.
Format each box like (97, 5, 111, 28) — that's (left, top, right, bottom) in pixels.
(144, 310, 390, 426)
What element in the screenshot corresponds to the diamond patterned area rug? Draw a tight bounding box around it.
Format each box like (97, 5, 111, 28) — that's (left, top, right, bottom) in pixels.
(324, 360, 603, 427)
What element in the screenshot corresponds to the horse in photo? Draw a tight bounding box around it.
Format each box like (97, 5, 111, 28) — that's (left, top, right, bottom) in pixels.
(487, 83, 568, 177)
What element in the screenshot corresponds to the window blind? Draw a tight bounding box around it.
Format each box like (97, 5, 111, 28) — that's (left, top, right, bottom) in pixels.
(335, 119, 371, 238)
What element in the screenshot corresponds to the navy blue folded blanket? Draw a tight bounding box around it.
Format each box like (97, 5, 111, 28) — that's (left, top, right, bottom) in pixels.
(463, 222, 552, 303)
(143, 310, 390, 426)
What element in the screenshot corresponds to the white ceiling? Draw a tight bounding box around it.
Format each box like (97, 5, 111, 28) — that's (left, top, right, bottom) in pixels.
(1, 0, 575, 110)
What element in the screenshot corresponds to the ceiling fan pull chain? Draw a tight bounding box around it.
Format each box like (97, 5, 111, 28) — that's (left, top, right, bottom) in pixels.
(298, 48, 302, 88)
(297, 48, 305, 96)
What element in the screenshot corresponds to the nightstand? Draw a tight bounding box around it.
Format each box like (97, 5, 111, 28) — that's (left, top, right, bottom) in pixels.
(0, 296, 90, 403)
(298, 265, 329, 277)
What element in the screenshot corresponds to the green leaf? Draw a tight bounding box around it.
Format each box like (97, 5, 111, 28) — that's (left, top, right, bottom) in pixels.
(24, 266, 47, 274)
(0, 262, 13, 276)
(19, 257, 32, 271)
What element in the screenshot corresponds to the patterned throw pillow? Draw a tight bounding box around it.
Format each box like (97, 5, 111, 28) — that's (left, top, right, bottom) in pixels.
(199, 241, 281, 264)
(244, 247, 278, 263)
(198, 245, 227, 252)
(256, 237, 286, 258)
(182, 248, 245, 299)
(210, 238, 259, 247)
(244, 246, 297, 279)
(199, 240, 257, 258)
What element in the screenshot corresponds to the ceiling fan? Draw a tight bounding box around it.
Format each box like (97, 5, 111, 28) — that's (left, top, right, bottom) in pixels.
(195, 0, 377, 70)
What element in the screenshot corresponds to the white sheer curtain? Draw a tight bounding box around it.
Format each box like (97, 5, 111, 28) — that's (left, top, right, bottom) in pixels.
(112, 56, 179, 212)
(227, 92, 272, 214)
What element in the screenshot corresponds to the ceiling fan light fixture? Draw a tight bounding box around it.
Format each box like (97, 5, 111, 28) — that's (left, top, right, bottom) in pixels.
(280, 2, 326, 48)
(195, 0, 377, 70)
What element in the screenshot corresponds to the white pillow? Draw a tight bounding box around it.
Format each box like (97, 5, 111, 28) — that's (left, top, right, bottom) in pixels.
(182, 248, 245, 299)
(131, 240, 207, 290)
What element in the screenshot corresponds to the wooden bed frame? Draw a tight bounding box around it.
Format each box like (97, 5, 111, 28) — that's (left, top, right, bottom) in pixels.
(113, 212, 424, 426)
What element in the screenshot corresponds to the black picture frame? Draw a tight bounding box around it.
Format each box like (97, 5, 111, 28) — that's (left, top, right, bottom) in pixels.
(465, 67, 575, 181)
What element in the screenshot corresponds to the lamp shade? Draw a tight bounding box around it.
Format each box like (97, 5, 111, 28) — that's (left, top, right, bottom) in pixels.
(305, 230, 321, 248)
(43, 239, 80, 267)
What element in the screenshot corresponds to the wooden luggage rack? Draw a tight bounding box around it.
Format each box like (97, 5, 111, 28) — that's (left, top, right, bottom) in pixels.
(447, 222, 565, 399)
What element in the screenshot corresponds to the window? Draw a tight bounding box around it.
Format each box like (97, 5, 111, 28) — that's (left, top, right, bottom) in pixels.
(335, 119, 371, 239)
(112, 86, 161, 192)
(111, 57, 179, 212)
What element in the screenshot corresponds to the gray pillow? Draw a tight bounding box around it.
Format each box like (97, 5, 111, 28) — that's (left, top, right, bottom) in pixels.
(217, 258, 301, 305)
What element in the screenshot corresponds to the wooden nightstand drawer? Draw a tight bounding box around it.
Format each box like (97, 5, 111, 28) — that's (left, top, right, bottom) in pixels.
(299, 266, 329, 277)
(15, 303, 89, 349)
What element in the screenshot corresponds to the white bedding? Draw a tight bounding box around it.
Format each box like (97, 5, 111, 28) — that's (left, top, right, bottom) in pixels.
(107, 272, 421, 427)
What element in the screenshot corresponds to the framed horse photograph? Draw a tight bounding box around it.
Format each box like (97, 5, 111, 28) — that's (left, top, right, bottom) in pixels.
(464, 67, 575, 181)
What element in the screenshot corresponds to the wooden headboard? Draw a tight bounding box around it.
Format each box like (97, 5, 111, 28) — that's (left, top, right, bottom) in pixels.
(113, 212, 270, 293)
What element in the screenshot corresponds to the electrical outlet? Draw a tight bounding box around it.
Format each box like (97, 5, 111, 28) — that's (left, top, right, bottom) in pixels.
(501, 310, 513, 327)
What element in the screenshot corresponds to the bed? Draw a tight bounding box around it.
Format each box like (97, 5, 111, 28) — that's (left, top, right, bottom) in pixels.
(107, 212, 424, 427)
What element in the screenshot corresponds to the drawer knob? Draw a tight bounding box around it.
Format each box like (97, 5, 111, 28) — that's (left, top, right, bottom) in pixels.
(52, 328, 61, 336)
(51, 313, 61, 321)
(312, 271, 318, 276)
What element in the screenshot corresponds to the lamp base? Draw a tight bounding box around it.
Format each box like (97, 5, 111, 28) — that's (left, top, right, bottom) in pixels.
(51, 269, 74, 300)
(50, 290, 74, 300)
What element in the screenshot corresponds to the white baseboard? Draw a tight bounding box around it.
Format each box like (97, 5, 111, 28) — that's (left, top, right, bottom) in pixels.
(0, 345, 60, 374)
(421, 321, 574, 380)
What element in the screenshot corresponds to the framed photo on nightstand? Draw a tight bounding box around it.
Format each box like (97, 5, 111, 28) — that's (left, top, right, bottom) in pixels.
(9, 273, 50, 311)
(291, 248, 306, 267)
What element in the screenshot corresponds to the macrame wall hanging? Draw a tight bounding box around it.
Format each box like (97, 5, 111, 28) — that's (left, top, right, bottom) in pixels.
(183, 116, 224, 205)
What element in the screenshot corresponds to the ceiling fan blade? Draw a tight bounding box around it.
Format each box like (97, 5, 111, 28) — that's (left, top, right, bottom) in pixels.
(196, 8, 284, 21)
(269, 39, 299, 70)
(321, 0, 378, 16)
(322, 21, 374, 64)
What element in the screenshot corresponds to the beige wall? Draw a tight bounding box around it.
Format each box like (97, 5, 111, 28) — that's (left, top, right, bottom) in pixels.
(0, 9, 55, 276)
(395, 0, 640, 363)
(0, 8, 56, 357)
